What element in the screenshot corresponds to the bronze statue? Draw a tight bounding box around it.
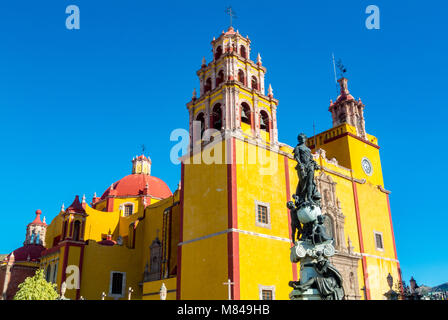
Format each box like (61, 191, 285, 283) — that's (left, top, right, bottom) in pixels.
(293, 133, 321, 207)
(287, 132, 344, 300)
(311, 215, 333, 245)
(289, 252, 345, 300)
(287, 195, 302, 243)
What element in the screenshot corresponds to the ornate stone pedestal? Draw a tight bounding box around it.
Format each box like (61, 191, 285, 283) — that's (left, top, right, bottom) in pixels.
(290, 289, 321, 300)
(289, 240, 336, 300)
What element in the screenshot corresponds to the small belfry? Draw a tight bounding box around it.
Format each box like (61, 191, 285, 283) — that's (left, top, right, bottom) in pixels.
(132, 155, 151, 175)
(329, 78, 366, 139)
(187, 26, 279, 149)
(24, 209, 47, 246)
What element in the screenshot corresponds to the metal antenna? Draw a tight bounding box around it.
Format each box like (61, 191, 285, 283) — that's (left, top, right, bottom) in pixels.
(226, 6, 237, 28)
(332, 53, 339, 96)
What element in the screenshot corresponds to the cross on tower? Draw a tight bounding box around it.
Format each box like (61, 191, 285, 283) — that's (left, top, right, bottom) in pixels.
(223, 279, 234, 300)
(226, 6, 237, 27)
(141, 144, 146, 155)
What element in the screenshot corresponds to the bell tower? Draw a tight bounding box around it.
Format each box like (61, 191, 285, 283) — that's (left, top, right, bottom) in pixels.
(179, 27, 290, 301)
(132, 154, 151, 175)
(24, 210, 47, 246)
(186, 27, 279, 149)
(329, 78, 367, 139)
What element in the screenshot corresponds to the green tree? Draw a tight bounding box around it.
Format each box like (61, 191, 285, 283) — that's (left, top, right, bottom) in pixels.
(14, 268, 59, 300)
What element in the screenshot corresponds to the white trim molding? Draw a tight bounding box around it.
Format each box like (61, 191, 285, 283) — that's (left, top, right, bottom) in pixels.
(121, 202, 135, 217)
(258, 285, 275, 300)
(373, 230, 384, 252)
(178, 228, 290, 246)
(255, 200, 271, 229)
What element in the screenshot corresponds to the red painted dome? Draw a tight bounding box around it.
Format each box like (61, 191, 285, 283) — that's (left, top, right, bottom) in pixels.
(8, 244, 45, 262)
(101, 174, 172, 200)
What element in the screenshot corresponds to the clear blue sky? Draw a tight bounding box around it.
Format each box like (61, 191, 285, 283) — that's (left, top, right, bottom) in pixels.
(0, 1, 446, 287)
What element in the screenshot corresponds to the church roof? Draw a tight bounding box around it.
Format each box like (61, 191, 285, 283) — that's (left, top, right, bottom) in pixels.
(66, 195, 86, 214)
(100, 174, 172, 200)
(7, 244, 45, 262)
(29, 209, 46, 226)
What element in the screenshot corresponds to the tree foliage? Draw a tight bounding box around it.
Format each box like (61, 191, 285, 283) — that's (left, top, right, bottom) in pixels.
(14, 268, 59, 300)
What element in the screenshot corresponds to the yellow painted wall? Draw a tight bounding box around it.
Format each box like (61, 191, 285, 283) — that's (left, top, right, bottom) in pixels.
(78, 241, 141, 300)
(142, 277, 177, 300)
(180, 140, 230, 299)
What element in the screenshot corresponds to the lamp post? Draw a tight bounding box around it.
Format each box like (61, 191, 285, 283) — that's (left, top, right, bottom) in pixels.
(384, 273, 398, 300)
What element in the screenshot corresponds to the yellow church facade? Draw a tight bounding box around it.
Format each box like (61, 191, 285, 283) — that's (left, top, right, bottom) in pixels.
(33, 26, 400, 300)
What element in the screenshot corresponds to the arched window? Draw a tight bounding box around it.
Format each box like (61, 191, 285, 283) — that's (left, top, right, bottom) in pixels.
(212, 104, 223, 130)
(52, 262, 58, 283)
(196, 113, 205, 136)
(259, 110, 270, 132)
(148, 238, 162, 281)
(215, 46, 222, 60)
(73, 220, 81, 241)
(251, 76, 259, 90)
(46, 265, 52, 282)
(216, 70, 224, 87)
(204, 78, 212, 93)
(241, 103, 251, 125)
(238, 70, 246, 86)
(62, 221, 67, 240)
(240, 45, 247, 59)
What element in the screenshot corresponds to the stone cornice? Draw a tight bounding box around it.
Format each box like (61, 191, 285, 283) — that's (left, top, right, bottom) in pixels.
(197, 53, 267, 76)
(187, 82, 278, 109)
(377, 185, 392, 194)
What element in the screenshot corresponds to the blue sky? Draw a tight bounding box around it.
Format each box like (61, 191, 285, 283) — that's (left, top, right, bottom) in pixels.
(0, 0, 446, 287)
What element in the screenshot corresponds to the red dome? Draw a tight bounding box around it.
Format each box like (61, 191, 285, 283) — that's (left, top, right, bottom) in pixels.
(8, 244, 45, 262)
(101, 174, 172, 200)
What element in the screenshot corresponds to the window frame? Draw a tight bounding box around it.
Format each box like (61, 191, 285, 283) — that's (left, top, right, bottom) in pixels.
(255, 200, 271, 229)
(258, 285, 275, 300)
(374, 231, 384, 252)
(122, 202, 135, 217)
(109, 271, 126, 299)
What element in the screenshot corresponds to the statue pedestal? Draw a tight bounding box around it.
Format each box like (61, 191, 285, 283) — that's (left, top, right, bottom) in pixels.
(289, 289, 321, 300)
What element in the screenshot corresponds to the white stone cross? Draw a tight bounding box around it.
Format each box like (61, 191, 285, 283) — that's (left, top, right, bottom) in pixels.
(223, 279, 234, 300)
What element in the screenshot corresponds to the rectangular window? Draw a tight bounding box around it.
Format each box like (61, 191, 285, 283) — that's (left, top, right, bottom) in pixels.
(258, 285, 275, 300)
(255, 200, 271, 228)
(262, 290, 273, 300)
(257, 205, 268, 224)
(109, 271, 126, 297)
(374, 231, 384, 251)
(111, 273, 123, 294)
(124, 204, 133, 216)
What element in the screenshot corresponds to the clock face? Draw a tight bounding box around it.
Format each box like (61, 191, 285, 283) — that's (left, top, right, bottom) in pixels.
(361, 157, 373, 176)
